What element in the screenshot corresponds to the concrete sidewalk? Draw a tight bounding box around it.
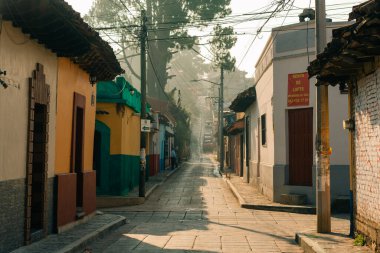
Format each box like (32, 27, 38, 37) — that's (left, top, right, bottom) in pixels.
(296, 231, 372, 253)
(225, 173, 316, 214)
(11, 213, 126, 253)
(11, 167, 182, 253)
(226, 173, 371, 253)
(96, 166, 181, 208)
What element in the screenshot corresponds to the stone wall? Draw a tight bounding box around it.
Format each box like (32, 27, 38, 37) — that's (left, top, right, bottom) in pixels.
(354, 67, 380, 250)
(0, 178, 55, 252)
(0, 178, 25, 253)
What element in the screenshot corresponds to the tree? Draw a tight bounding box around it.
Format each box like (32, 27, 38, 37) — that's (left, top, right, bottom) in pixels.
(166, 88, 192, 160)
(209, 24, 237, 71)
(86, 0, 232, 99)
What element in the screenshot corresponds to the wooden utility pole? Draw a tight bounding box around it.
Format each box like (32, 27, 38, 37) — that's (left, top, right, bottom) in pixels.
(139, 10, 147, 197)
(219, 66, 224, 172)
(315, 0, 331, 233)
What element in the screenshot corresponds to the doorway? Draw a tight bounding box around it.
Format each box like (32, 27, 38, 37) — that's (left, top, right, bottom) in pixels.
(93, 130, 101, 187)
(288, 108, 313, 186)
(245, 116, 250, 182)
(71, 93, 85, 214)
(240, 135, 244, 177)
(31, 103, 47, 232)
(25, 63, 50, 244)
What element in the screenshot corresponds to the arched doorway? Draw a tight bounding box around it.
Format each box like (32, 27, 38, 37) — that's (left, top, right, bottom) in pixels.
(93, 120, 111, 195)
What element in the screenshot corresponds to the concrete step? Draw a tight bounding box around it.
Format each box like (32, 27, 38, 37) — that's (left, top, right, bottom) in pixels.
(226, 178, 316, 214)
(280, 193, 307, 205)
(332, 195, 350, 213)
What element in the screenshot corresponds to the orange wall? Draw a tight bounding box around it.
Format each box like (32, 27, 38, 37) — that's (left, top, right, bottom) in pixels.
(96, 103, 122, 154)
(55, 58, 96, 174)
(96, 103, 141, 156)
(121, 107, 141, 156)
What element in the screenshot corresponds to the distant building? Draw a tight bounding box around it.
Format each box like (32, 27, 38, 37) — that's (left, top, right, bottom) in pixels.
(147, 97, 176, 171)
(231, 19, 352, 205)
(95, 77, 145, 196)
(309, 0, 380, 249)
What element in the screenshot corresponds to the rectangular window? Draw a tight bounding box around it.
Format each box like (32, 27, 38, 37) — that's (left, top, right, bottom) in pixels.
(261, 114, 266, 146)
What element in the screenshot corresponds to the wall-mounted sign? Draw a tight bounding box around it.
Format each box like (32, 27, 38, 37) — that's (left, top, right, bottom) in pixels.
(288, 72, 310, 107)
(141, 119, 151, 132)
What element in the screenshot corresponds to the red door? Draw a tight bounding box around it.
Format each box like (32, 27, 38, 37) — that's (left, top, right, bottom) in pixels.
(288, 108, 313, 186)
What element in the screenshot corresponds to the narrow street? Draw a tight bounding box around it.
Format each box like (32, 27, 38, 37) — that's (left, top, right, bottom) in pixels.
(86, 156, 307, 252)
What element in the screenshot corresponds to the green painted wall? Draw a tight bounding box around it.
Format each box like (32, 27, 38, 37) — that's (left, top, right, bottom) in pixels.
(108, 155, 140, 196)
(94, 121, 111, 195)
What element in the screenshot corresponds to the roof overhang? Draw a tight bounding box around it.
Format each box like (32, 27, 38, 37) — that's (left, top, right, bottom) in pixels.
(225, 119, 244, 136)
(0, 0, 123, 80)
(308, 0, 380, 87)
(229, 86, 256, 112)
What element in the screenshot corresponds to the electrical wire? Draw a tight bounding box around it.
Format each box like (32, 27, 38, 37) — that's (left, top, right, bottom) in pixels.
(147, 51, 171, 100)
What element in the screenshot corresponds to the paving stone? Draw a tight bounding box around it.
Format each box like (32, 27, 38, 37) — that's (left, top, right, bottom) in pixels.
(82, 155, 361, 252)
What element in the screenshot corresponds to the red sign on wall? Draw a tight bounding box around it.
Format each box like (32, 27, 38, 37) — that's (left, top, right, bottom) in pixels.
(287, 72, 310, 107)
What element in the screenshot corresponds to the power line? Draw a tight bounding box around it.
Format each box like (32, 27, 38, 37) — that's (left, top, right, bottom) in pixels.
(236, 0, 293, 70)
(191, 47, 216, 63)
(147, 51, 171, 100)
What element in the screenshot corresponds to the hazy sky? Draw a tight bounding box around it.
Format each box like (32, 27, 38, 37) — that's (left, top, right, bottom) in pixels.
(65, 0, 364, 77)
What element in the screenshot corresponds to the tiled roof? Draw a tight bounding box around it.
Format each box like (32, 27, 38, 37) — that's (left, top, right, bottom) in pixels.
(229, 86, 256, 112)
(308, 0, 380, 86)
(1, 0, 123, 80)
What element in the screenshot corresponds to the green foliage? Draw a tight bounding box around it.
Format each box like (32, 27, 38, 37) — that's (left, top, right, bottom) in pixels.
(167, 89, 192, 160)
(354, 233, 366, 246)
(209, 24, 237, 71)
(86, 0, 233, 98)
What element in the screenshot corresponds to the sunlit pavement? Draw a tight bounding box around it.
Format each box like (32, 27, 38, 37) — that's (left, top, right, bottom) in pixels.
(85, 155, 328, 252)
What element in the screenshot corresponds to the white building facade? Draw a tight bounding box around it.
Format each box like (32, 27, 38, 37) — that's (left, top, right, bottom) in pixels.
(244, 20, 351, 205)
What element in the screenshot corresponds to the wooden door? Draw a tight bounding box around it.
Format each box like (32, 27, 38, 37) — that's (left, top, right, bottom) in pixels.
(240, 135, 244, 177)
(288, 108, 313, 186)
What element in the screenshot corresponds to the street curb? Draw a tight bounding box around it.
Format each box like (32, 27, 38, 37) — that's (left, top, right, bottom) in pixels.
(164, 166, 180, 182)
(225, 178, 316, 214)
(225, 177, 247, 206)
(242, 203, 316, 214)
(56, 214, 126, 253)
(295, 233, 326, 253)
(144, 166, 180, 200)
(145, 183, 159, 198)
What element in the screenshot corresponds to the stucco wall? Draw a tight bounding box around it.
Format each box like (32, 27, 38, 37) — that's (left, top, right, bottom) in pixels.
(122, 108, 141, 156)
(246, 21, 350, 202)
(273, 56, 349, 166)
(96, 103, 122, 154)
(96, 103, 141, 156)
(244, 64, 275, 191)
(55, 58, 95, 174)
(250, 64, 275, 167)
(0, 21, 57, 181)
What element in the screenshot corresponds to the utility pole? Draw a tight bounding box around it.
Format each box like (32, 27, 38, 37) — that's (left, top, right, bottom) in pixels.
(217, 87, 221, 161)
(219, 66, 224, 172)
(315, 0, 331, 233)
(139, 10, 147, 197)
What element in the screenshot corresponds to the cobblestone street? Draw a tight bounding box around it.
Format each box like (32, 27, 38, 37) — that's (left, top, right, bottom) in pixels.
(84, 156, 349, 253)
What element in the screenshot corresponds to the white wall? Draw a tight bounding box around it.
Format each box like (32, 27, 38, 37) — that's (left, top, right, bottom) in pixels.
(0, 22, 57, 181)
(251, 64, 275, 166)
(272, 24, 349, 166)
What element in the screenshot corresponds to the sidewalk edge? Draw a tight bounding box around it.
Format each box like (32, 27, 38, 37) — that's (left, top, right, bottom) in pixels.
(145, 166, 180, 199)
(56, 215, 126, 253)
(225, 178, 246, 206)
(295, 233, 326, 253)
